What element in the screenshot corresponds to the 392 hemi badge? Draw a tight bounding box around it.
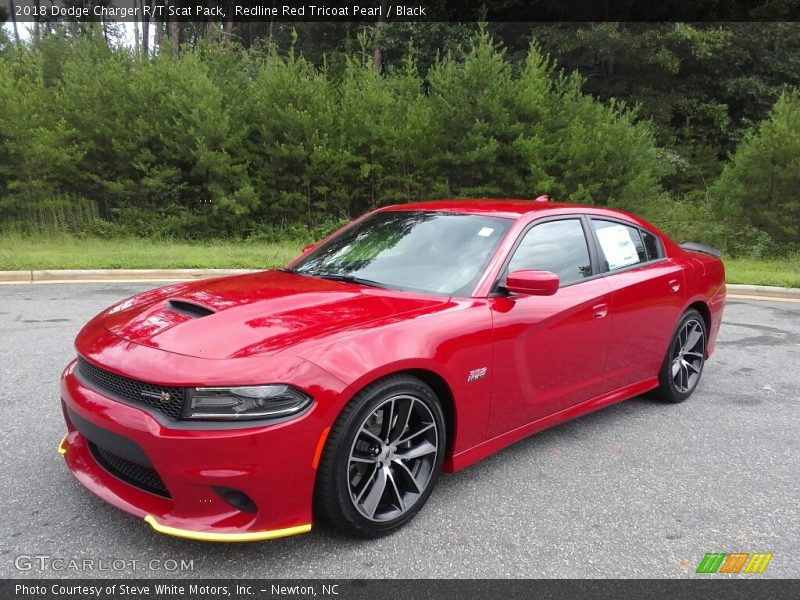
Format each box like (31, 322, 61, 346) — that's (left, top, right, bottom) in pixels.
(141, 390, 173, 404)
(467, 367, 487, 382)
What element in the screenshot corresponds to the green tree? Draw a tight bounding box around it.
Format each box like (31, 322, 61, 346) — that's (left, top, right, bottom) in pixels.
(0, 6, 11, 50)
(238, 43, 347, 227)
(711, 92, 800, 249)
(512, 41, 664, 207)
(530, 23, 800, 197)
(0, 47, 85, 220)
(337, 38, 436, 214)
(427, 28, 520, 196)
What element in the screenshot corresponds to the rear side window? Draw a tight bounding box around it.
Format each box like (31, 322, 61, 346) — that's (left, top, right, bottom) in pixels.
(591, 219, 647, 271)
(507, 219, 592, 286)
(640, 229, 663, 261)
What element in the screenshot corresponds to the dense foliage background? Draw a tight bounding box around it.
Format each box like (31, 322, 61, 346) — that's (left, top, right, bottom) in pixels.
(0, 20, 798, 257)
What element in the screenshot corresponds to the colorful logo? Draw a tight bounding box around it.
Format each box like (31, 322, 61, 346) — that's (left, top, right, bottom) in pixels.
(696, 552, 773, 574)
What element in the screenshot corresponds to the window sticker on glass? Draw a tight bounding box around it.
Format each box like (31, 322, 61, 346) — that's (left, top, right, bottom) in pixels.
(477, 227, 495, 237)
(596, 224, 640, 270)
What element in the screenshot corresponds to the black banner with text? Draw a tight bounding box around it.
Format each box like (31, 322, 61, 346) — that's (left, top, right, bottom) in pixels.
(6, 0, 800, 23)
(4, 579, 800, 600)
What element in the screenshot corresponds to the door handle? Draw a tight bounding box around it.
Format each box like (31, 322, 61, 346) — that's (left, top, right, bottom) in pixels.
(592, 303, 608, 319)
(668, 279, 681, 293)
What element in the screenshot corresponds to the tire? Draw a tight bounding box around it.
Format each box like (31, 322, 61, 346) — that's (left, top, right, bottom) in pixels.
(314, 375, 446, 538)
(651, 308, 707, 403)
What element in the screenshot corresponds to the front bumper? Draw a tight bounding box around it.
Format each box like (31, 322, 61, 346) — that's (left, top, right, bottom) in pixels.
(59, 358, 344, 541)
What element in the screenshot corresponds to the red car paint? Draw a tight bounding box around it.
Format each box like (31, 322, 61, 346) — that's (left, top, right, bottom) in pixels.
(59, 200, 726, 539)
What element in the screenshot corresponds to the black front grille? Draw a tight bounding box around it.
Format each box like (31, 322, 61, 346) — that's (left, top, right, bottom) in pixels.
(76, 357, 186, 420)
(89, 442, 171, 498)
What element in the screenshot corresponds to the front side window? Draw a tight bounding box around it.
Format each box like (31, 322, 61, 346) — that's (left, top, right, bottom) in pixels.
(505, 219, 593, 287)
(591, 219, 647, 271)
(292, 211, 513, 296)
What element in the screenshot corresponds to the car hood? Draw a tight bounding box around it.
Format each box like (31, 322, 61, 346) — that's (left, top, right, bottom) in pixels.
(100, 270, 449, 359)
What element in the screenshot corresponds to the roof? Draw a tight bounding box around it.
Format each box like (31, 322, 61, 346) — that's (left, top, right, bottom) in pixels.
(379, 198, 584, 219)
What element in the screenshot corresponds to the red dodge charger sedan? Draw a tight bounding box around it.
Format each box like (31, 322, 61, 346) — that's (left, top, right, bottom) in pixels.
(59, 199, 726, 540)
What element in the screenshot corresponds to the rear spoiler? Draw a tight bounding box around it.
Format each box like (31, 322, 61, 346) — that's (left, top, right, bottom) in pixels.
(680, 242, 722, 258)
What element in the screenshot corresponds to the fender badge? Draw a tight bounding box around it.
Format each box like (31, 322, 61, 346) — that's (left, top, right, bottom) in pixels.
(467, 367, 487, 382)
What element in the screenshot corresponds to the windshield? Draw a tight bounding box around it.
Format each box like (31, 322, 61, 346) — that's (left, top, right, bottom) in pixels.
(291, 211, 513, 296)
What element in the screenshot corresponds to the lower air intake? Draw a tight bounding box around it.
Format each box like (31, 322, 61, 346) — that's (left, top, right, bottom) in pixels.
(89, 442, 171, 498)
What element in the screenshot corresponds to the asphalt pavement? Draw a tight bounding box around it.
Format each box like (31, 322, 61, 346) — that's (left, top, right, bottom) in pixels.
(0, 282, 798, 578)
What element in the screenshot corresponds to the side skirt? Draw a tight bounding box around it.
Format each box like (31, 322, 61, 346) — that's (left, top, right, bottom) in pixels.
(443, 377, 659, 473)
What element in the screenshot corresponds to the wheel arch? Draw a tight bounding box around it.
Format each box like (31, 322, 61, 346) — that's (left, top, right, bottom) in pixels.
(686, 300, 711, 355)
(333, 364, 459, 462)
(399, 368, 457, 460)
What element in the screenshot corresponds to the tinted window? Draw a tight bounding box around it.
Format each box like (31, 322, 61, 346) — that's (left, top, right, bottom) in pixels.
(641, 229, 662, 261)
(293, 211, 512, 296)
(592, 219, 647, 271)
(506, 219, 592, 286)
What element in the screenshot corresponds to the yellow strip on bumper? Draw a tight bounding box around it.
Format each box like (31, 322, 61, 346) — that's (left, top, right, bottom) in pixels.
(57, 434, 68, 456)
(144, 515, 311, 542)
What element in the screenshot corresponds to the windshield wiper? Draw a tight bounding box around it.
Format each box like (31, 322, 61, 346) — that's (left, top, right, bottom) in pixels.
(302, 272, 390, 289)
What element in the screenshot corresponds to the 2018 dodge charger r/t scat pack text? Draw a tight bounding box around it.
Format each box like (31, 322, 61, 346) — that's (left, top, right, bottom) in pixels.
(58, 199, 726, 540)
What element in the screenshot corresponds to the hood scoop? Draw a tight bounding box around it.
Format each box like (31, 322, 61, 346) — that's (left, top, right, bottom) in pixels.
(166, 299, 216, 319)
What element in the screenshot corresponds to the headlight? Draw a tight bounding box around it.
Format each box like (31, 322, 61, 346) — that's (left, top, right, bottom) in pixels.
(185, 385, 312, 420)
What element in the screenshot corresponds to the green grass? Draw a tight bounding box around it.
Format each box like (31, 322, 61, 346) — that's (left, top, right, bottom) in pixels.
(1, 234, 799, 289)
(724, 256, 800, 289)
(0, 234, 302, 270)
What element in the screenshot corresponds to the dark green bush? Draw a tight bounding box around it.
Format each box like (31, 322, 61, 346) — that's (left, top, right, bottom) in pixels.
(2, 30, 794, 256)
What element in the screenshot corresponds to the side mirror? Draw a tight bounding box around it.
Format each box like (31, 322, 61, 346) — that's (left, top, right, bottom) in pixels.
(301, 243, 317, 254)
(504, 269, 559, 296)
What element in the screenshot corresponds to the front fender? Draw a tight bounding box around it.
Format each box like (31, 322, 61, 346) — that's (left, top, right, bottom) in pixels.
(297, 300, 495, 462)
